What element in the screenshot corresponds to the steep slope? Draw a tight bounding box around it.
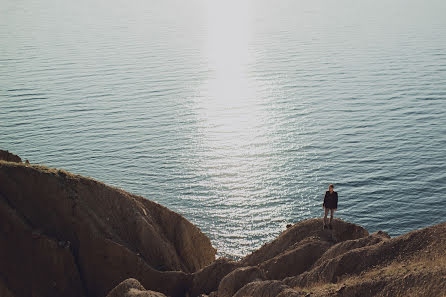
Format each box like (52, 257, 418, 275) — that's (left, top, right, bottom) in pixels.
(2, 150, 445, 297)
(283, 222, 446, 296)
(0, 152, 215, 297)
(126, 219, 445, 297)
(210, 221, 446, 297)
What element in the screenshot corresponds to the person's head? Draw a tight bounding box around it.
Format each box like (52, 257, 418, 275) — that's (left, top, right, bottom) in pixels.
(329, 184, 334, 193)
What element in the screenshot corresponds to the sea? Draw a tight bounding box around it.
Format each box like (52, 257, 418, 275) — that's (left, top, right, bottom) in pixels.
(1, 0, 445, 259)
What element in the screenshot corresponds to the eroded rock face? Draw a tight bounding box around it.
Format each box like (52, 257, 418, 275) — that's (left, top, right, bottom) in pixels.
(217, 266, 266, 297)
(190, 258, 241, 297)
(105, 279, 167, 297)
(0, 194, 85, 297)
(2, 151, 445, 297)
(0, 150, 22, 163)
(312, 230, 390, 268)
(282, 222, 446, 296)
(259, 238, 332, 280)
(240, 219, 369, 267)
(197, 219, 371, 297)
(232, 280, 290, 297)
(0, 160, 215, 297)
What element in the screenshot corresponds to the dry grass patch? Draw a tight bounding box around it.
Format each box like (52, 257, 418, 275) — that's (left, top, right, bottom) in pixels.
(291, 256, 446, 297)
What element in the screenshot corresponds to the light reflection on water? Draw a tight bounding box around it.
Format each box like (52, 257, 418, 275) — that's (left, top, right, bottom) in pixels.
(1, 0, 446, 258)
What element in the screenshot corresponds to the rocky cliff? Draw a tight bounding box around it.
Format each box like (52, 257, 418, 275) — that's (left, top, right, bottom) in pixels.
(1, 151, 445, 297)
(0, 151, 215, 297)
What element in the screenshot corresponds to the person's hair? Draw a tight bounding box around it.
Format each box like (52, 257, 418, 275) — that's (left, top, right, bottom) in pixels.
(329, 184, 334, 189)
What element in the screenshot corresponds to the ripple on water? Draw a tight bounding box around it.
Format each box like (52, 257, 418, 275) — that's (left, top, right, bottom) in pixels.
(1, 0, 446, 259)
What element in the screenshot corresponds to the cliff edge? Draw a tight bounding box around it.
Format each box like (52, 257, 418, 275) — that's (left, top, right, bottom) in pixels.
(1, 151, 445, 297)
(0, 151, 215, 297)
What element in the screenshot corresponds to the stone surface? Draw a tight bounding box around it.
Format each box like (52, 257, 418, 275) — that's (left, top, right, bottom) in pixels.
(0, 194, 85, 297)
(240, 219, 368, 267)
(0, 160, 215, 297)
(105, 279, 166, 297)
(1, 151, 445, 297)
(259, 238, 331, 280)
(217, 266, 266, 297)
(284, 222, 446, 295)
(190, 258, 240, 297)
(232, 280, 290, 297)
(0, 150, 22, 163)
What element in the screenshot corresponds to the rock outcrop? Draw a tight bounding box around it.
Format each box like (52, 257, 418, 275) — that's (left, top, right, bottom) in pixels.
(105, 279, 166, 297)
(1, 150, 445, 297)
(0, 152, 215, 297)
(190, 258, 241, 297)
(192, 221, 445, 297)
(240, 219, 368, 267)
(117, 221, 445, 297)
(217, 266, 266, 297)
(0, 150, 22, 163)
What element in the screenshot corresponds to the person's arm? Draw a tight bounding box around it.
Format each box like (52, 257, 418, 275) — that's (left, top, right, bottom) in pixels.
(334, 192, 338, 210)
(323, 192, 327, 208)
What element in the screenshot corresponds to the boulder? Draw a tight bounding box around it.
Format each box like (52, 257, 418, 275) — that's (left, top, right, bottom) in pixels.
(190, 258, 240, 297)
(217, 266, 266, 297)
(260, 238, 331, 280)
(106, 279, 166, 297)
(313, 231, 390, 268)
(241, 219, 368, 267)
(232, 280, 290, 297)
(275, 289, 306, 297)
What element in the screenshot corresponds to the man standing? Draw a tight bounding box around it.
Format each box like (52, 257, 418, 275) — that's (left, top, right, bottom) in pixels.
(323, 184, 338, 229)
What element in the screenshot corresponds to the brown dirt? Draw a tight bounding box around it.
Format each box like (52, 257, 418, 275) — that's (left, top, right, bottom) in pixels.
(260, 238, 332, 280)
(105, 279, 167, 297)
(232, 280, 290, 297)
(212, 220, 446, 297)
(0, 160, 215, 297)
(217, 266, 266, 297)
(2, 151, 445, 297)
(190, 258, 241, 297)
(0, 192, 85, 297)
(240, 218, 368, 267)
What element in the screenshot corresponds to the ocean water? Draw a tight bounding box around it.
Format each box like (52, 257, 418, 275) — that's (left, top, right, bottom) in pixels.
(1, 0, 445, 259)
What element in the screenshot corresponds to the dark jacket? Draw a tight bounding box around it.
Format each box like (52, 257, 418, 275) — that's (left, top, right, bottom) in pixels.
(323, 191, 338, 209)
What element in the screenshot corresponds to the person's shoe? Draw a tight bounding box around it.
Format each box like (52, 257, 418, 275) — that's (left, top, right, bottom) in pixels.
(329, 224, 333, 230)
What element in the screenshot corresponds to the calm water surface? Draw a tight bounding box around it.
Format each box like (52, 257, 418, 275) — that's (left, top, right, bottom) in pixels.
(1, 0, 446, 258)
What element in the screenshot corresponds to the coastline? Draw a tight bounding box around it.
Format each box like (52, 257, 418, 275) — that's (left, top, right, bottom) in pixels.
(1, 150, 445, 297)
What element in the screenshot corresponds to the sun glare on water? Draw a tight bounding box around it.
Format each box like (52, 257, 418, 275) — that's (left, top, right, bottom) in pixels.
(196, 0, 266, 166)
(190, 1, 290, 257)
(204, 0, 253, 102)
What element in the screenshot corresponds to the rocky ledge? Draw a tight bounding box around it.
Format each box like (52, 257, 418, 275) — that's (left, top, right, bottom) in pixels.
(0, 150, 445, 297)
